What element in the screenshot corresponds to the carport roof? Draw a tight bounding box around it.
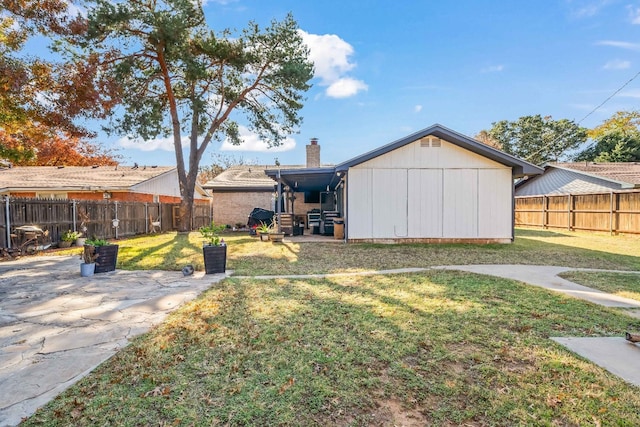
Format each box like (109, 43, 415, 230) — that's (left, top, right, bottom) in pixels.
(264, 167, 339, 192)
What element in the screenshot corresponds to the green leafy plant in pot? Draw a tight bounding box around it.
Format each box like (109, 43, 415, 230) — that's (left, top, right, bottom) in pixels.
(199, 221, 227, 274)
(60, 230, 81, 248)
(256, 221, 271, 241)
(84, 238, 119, 274)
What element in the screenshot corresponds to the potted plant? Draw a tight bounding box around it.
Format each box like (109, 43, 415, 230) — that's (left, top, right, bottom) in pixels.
(268, 216, 285, 242)
(60, 230, 81, 248)
(199, 221, 227, 274)
(85, 238, 119, 273)
(79, 244, 98, 277)
(256, 222, 271, 241)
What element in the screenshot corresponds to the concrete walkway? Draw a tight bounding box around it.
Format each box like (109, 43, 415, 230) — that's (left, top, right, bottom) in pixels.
(436, 265, 640, 388)
(0, 256, 228, 427)
(2, 260, 640, 426)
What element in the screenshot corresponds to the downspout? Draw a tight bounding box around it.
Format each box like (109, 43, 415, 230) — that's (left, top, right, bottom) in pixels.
(511, 175, 515, 242)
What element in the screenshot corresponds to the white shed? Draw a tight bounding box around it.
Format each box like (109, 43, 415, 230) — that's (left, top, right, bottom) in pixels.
(336, 125, 542, 243)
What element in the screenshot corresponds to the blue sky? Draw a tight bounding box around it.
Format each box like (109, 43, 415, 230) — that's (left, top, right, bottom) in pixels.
(80, 1, 640, 166)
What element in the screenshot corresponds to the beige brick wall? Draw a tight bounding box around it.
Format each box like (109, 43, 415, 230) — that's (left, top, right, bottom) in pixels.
(212, 191, 273, 227)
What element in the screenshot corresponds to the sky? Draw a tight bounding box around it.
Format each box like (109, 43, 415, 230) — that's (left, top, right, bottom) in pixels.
(51, 1, 640, 167)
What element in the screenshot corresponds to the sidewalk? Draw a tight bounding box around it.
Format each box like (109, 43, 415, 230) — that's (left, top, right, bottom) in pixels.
(0, 256, 227, 427)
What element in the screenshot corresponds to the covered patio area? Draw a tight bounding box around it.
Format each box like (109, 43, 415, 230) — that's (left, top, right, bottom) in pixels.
(264, 167, 345, 239)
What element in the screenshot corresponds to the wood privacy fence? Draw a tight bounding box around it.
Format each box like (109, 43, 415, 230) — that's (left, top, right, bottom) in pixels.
(515, 190, 640, 234)
(0, 197, 212, 249)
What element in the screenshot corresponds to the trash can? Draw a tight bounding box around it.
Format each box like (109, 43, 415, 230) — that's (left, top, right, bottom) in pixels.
(333, 218, 344, 239)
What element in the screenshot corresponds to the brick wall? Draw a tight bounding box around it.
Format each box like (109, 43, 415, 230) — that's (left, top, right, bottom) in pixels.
(212, 191, 273, 227)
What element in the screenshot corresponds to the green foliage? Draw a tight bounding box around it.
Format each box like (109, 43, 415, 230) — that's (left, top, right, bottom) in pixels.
(77, 0, 313, 230)
(85, 238, 109, 246)
(199, 221, 227, 245)
(487, 115, 587, 165)
(61, 230, 81, 242)
(255, 221, 271, 234)
(574, 111, 640, 162)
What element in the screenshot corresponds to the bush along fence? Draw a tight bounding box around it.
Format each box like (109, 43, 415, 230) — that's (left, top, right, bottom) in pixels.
(0, 197, 212, 249)
(515, 189, 640, 235)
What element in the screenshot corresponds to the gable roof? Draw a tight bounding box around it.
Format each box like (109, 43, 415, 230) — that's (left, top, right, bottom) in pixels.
(336, 124, 543, 177)
(551, 162, 640, 187)
(515, 162, 640, 196)
(203, 165, 279, 191)
(0, 165, 177, 192)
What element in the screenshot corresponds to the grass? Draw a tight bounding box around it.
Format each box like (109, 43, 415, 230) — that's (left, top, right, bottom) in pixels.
(28, 227, 640, 425)
(55, 227, 640, 275)
(559, 271, 640, 302)
(23, 271, 640, 426)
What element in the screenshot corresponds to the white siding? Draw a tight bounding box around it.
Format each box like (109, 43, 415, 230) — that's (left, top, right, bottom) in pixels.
(347, 168, 373, 239)
(443, 169, 478, 238)
(346, 134, 513, 241)
(132, 170, 207, 200)
(408, 169, 443, 237)
(478, 169, 512, 237)
(372, 169, 407, 238)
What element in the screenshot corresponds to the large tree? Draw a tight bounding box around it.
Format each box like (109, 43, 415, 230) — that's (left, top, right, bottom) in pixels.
(486, 115, 587, 165)
(74, 0, 313, 230)
(0, 0, 119, 164)
(574, 111, 640, 162)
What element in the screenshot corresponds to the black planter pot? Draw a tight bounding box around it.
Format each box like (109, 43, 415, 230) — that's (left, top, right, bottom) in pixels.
(203, 245, 226, 274)
(94, 245, 119, 273)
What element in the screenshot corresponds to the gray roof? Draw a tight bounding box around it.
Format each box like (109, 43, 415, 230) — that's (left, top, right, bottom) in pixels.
(515, 162, 640, 196)
(203, 165, 278, 191)
(0, 165, 176, 191)
(336, 124, 543, 178)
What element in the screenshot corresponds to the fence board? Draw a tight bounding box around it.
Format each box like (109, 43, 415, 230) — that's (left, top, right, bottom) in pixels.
(0, 197, 212, 248)
(515, 190, 640, 234)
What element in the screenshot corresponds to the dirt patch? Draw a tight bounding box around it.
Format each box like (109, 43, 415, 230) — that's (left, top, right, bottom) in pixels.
(373, 398, 427, 426)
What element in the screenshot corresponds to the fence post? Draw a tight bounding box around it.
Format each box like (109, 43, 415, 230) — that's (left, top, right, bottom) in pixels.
(609, 192, 613, 235)
(4, 196, 10, 249)
(72, 200, 77, 233)
(114, 201, 119, 240)
(145, 202, 148, 234)
(567, 194, 572, 230)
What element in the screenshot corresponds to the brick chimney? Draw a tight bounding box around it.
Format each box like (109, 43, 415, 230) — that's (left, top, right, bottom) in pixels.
(306, 138, 320, 168)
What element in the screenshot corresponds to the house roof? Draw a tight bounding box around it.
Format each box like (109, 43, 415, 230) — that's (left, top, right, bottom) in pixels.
(552, 162, 640, 187)
(336, 124, 543, 178)
(0, 165, 176, 192)
(203, 165, 279, 191)
(515, 162, 640, 196)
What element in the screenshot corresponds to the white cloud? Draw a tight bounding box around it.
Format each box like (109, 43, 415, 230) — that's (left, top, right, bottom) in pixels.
(568, 0, 612, 19)
(596, 40, 640, 51)
(118, 136, 187, 152)
(603, 59, 631, 69)
(298, 30, 368, 99)
(414, 105, 423, 113)
(220, 126, 296, 152)
(619, 89, 640, 98)
(64, 0, 86, 17)
(326, 78, 368, 98)
(628, 6, 640, 24)
(481, 64, 504, 73)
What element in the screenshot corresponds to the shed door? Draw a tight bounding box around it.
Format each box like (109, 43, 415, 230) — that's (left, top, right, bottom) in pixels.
(443, 169, 478, 238)
(372, 169, 407, 238)
(408, 169, 443, 237)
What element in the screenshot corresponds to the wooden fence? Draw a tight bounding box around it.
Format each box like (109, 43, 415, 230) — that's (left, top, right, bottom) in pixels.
(0, 197, 212, 248)
(515, 190, 640, 234)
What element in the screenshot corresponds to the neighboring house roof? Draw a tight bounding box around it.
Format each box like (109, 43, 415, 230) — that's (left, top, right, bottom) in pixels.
(203, 165, 279, 191)
(515, 162, 640, 196)
(336, 124, 543, 177)
(0, 165, 210, 197)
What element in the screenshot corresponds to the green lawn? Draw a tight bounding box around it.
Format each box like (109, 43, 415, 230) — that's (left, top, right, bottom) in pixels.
(29, 227, 640, 426)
